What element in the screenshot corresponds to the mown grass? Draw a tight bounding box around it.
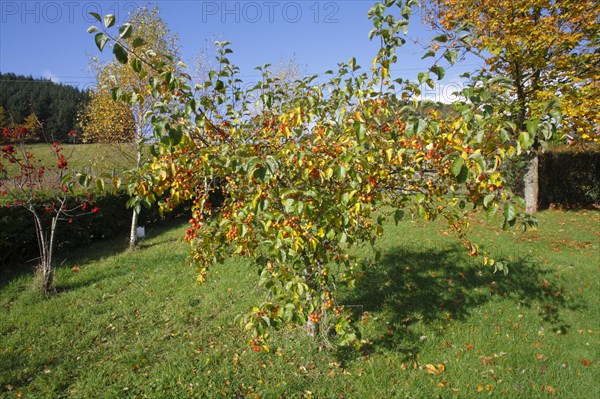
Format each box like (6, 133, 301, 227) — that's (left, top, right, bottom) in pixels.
(1, 210, 598, 398)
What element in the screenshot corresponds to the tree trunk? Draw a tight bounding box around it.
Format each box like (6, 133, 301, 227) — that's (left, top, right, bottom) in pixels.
(128, 126, 143, 250)
(128, 207, 139, 249)
(523, 152, 539, 214)
(304, 267, 317, 338)
(32, 210, 56, 295)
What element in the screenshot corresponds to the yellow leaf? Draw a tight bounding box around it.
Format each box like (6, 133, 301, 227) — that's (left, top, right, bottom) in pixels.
(424, 363, 445, 374)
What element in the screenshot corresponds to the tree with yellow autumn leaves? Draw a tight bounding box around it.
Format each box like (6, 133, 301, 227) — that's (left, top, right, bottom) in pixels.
(79, 5, 180, 248)
(427, 0, 599, 213)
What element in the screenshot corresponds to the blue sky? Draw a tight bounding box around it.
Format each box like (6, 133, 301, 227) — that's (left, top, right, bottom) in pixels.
(0, 1, 481, 100)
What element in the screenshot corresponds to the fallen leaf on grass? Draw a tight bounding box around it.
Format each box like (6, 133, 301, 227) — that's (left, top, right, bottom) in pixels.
(542, 385, 556, 394)
(579, 359, 592, 366)
(536, 354, 548, 361)
(71, 266, 80, 272)
(476, 384, 494, 392)
(424, 363, 445, 374)
(481, 356, 495, 366)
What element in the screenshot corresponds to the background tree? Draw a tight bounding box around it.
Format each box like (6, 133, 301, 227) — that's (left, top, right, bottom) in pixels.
(427, 0, 600, 213)
(0, 73, 88, 142)
(83, 5, 180, 248)
(78, 88, 136, 147)
(0, 106, 6, 130)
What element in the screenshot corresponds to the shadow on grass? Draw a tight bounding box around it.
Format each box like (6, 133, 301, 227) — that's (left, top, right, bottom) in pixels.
(0, 219, 186, 293)
(337, 244, 575, 361)
(0, 232, 130, 293)
(56, 221, 185, 293)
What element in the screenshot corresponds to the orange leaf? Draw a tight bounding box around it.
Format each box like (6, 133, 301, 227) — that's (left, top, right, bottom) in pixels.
(71, 266, 80, 272)
(579, 359, 592, 366)
(545, 386, 556, 394)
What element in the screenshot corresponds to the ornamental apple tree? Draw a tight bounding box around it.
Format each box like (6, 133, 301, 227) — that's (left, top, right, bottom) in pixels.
(89, 0, 538, 347)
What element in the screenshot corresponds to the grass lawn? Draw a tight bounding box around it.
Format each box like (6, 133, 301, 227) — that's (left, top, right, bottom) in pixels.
(1, 210, 598, 398)
(2, 143, 135, 177)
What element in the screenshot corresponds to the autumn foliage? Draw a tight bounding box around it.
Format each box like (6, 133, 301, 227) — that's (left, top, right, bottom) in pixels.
(427, 0, 599, 213)
(90, 1, 542, 346)
(0, 124, 95, 294)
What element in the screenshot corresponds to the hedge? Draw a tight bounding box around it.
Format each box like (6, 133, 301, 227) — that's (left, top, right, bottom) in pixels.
(539, 148, 600, 208)
(0, 191, 191, 270)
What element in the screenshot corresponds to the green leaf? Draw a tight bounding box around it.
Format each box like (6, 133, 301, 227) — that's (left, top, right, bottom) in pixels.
(433, 34, 448, 43)
(526, 119, 539, 137)
(131, 58, 142, 72)
(518, 131, 533, 150)
(503, 203, 517, 230)
(169, 129, 182, 146)
(422, 50, 436, 59)
(60, 174, 72, 187)
(368, 28, 378, 40)
(284, 198, 295, 213)
(456, 164, 469, 183)
(341, 192, 349, 205)
(77, 174, 90, 187)
(354, 121, 366, 142)
(486, 204, 498, 221)
(451, 157, 464, 177)
(87, 26, 99, 34)
(215, 80, 225, 93)
(406, 118, 426, 138)
(483, 193, 495, 208)
(126, 197, 137, 209)
(94, 33, 109, 52)
(132, 37, 145, 48)
(89, 12, 102, 22)
(119, 23, 132, 39)
(349, 57, 358, 71)
(430, 65, 445, 80)
(443, 49, 458, 65)
(504, 203, 516, 222)
(103, 14, 116, 29)
(394, 209, 404, 225)
(113, 42, 128, 64)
